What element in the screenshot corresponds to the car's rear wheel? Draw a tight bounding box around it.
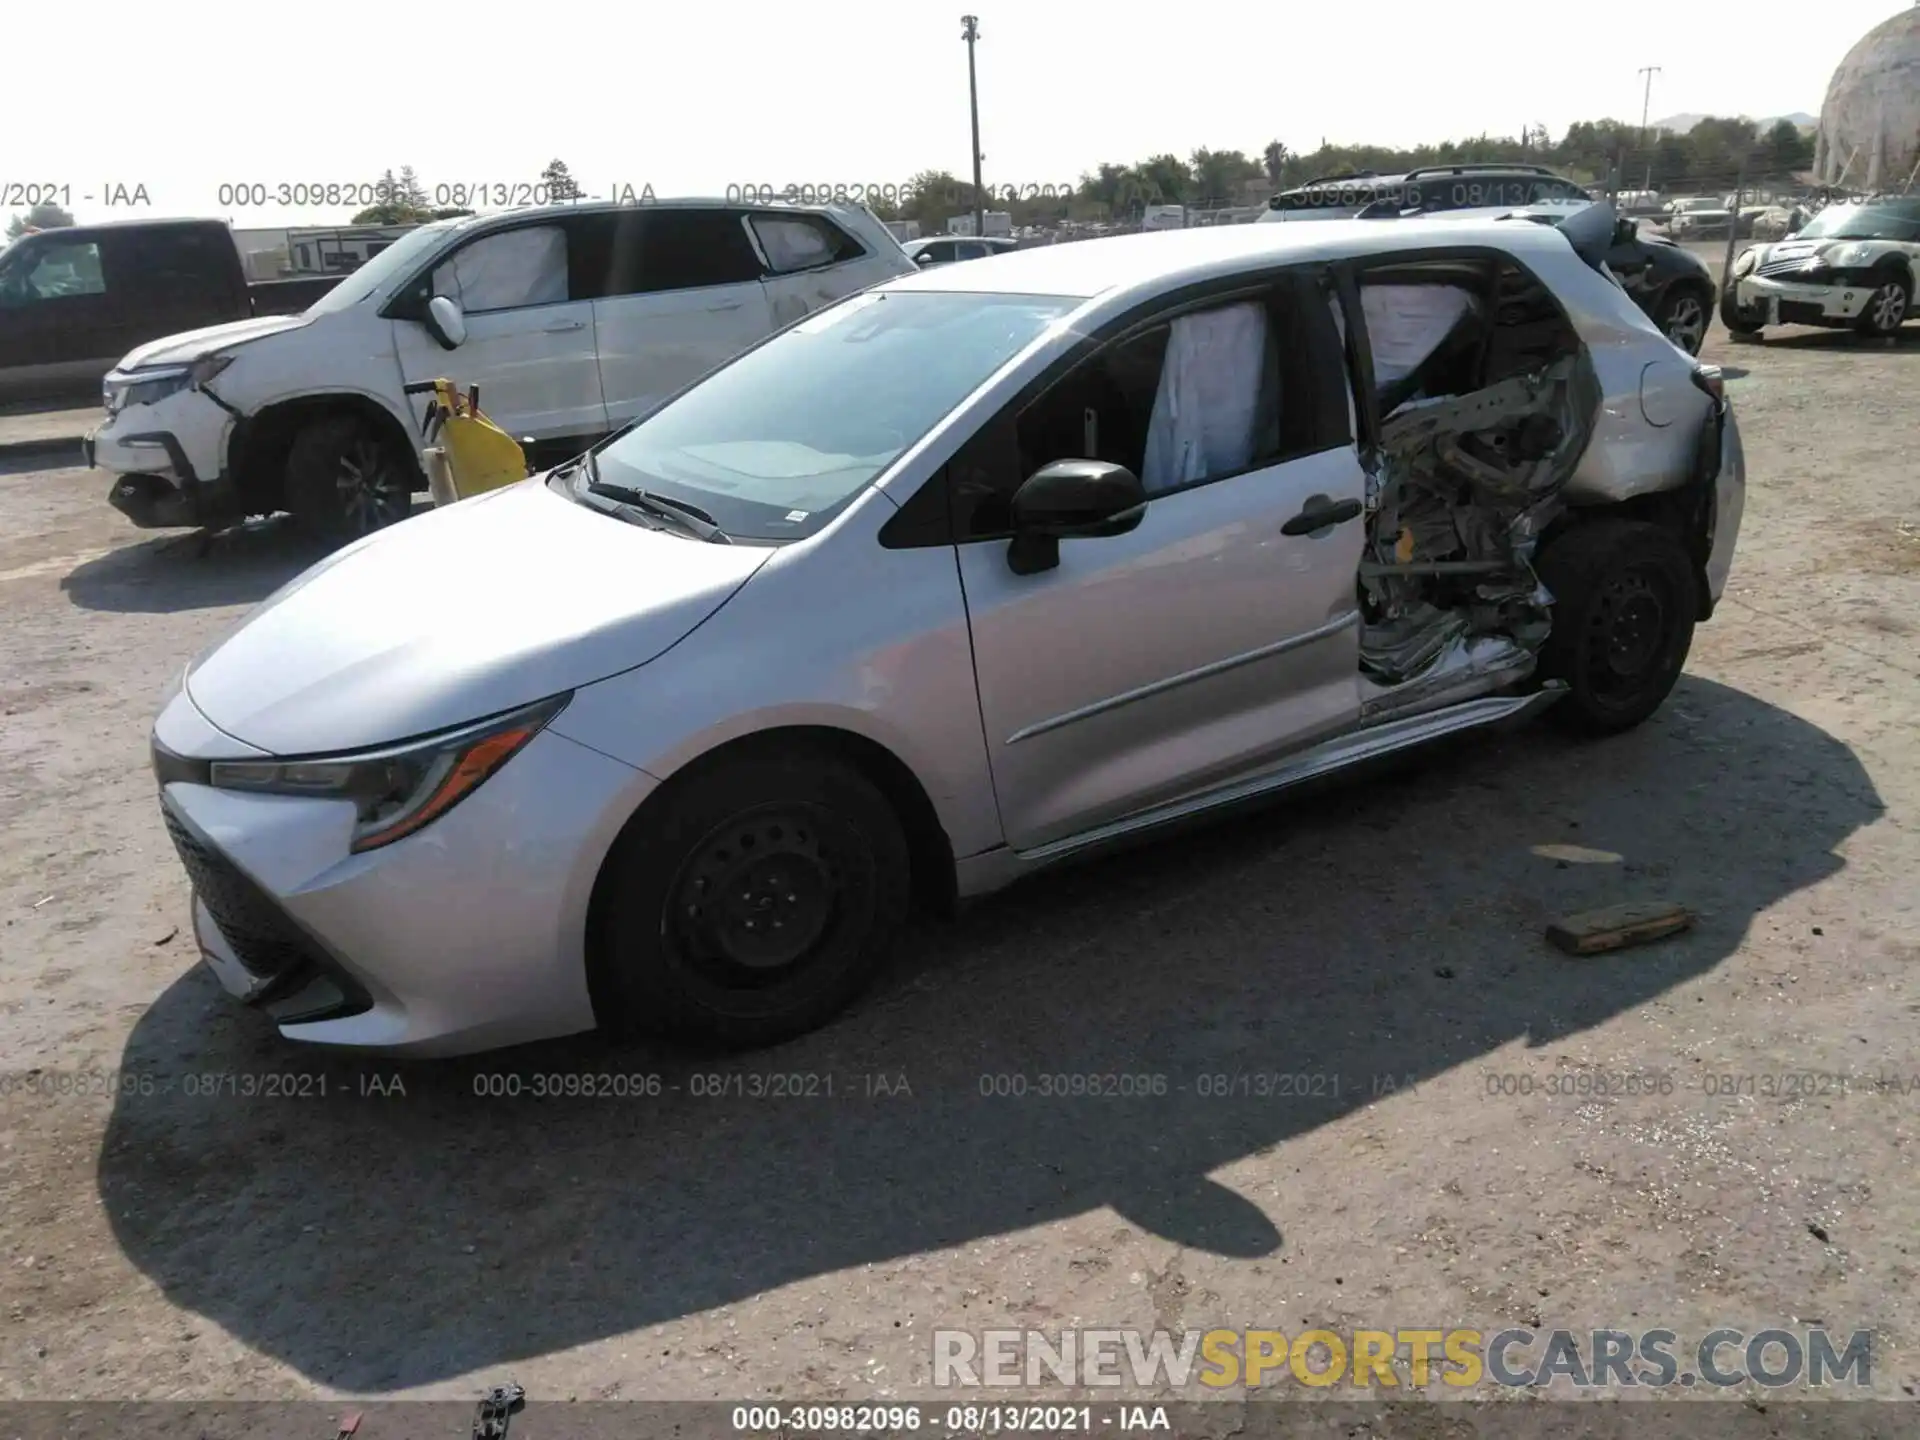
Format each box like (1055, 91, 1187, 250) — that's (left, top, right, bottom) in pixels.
(1655, 287, 1710, 355)
(591, 747, 910, 1049)
(1853, 273, 1910, 338)
(283, 414, 415, 539)
(1535, 520, 1698, 736)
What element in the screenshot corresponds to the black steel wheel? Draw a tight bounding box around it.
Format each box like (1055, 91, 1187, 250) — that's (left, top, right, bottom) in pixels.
(668, 807, 847, 985)
(1535, 519, 1699, 735)
(591, 748, 910, 1048)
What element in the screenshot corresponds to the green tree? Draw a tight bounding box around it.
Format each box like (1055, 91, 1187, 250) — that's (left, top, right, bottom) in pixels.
(897, 169, 964, 231)
(1262, 140, 1289, 184)
(1135, 154, 1193, 206)
(1762, 118, 1814, 179)
(540, 159, 583, 202)
(5, 201, 77, 240)
(351, 166, 438, 225)
(1189, 148, 1264, 206)
(396, 165, 429, 209)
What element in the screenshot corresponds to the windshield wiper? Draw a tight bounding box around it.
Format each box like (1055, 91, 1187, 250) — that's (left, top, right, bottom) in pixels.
(586, 477, 730, 543)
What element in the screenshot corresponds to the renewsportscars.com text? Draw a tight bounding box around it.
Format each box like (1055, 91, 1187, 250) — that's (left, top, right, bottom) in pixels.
(932, 1326, 1873, 1390)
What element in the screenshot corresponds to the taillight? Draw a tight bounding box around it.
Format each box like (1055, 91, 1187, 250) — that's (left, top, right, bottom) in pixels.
(1691, 366, 1725, 403)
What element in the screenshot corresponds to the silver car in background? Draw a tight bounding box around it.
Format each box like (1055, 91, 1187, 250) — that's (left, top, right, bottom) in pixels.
(152, 215, 1744, 1056)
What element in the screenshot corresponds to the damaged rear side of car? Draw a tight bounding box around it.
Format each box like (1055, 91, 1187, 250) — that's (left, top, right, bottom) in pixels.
(1330, 233, 1736, 734)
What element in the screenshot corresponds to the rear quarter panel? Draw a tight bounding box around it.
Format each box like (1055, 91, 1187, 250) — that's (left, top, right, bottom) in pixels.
(1536, 246, 1710, 503)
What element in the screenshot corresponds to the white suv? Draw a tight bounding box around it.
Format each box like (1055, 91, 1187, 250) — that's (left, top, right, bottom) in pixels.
(87, 199, 915, 535)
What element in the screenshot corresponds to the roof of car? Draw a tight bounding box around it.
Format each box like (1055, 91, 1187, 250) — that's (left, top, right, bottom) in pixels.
(881, 215, 1574, 300)
(446, 195, 869, 235)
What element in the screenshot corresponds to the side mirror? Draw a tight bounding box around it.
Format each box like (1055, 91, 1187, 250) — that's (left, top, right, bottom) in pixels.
(914, 252, 936, 266)
(1005, 459, 1146, 575)
(424, 294, 467, 350)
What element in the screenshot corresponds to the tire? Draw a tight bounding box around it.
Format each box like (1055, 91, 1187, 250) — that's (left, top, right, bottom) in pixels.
(1719, 289, 1763, 338)
(1534, 519, 1698, 736)
(1853, 271, 1910, 338)
(1654, 286, 1710, 355)
(282, 414, 415, 539)
(591, 747, 911, 1049)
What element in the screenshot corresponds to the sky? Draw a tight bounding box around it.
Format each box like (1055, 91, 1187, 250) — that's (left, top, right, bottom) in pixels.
(5, 0, 1908, 230)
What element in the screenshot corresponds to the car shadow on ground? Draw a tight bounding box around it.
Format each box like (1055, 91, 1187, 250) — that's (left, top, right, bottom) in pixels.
(1735, 328, 1920, 355)
(98, 676, 1882, 1390)
(60, 505, 430, 614)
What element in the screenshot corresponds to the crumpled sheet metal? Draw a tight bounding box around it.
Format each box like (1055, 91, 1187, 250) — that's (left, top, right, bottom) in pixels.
(1361, 355, 1592, 687)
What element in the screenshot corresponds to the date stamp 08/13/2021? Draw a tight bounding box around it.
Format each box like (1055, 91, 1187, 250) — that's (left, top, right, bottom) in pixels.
(2, 177, 1084, 218)
(0, 1067, 916, 1103)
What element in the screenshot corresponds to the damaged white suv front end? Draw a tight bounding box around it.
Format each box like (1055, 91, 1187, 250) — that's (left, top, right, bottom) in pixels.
(89, 315, 314, 528)
(1720, 197, 1920, 339)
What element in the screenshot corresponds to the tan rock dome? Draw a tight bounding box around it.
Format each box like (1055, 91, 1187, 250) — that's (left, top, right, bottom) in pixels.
(1813, 5, 1920, 187)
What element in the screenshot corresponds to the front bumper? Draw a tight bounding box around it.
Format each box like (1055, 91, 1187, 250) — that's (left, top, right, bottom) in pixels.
(1730, 274, 1874, 327)
(152, 689, 659, 1056)
(92, 390, 236, 528)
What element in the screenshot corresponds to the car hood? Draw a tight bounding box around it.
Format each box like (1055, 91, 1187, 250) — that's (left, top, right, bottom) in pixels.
(185, 479, 772, 755)
(116, 314, 312, 371)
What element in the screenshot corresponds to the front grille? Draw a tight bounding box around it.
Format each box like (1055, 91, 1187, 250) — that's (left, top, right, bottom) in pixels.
(161, 801, 317, 982)
(1756, 255, 1820, 279)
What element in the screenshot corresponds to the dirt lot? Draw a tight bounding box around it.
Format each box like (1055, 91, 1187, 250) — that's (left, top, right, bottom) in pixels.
(1, 322, 1917, 1410)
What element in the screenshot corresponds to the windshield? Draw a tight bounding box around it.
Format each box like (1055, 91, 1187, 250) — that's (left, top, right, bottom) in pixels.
(300, 221, 461, 315)
(590, 289, 1079, 542)
(1794, 200, 1920, 242)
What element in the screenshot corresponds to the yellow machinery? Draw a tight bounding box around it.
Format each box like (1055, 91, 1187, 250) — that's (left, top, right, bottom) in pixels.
(403, 379, 532, 505)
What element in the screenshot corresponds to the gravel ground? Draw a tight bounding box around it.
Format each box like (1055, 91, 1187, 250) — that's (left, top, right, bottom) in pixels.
(0, 324, 1916, 1412)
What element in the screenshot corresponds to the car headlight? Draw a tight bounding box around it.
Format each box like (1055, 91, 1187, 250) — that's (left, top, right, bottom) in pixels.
(1733, 248, 1757, 277)
(206, 693, 569, 853)
(107, 353, 235, 413)
(1823, 242, 1874, 268)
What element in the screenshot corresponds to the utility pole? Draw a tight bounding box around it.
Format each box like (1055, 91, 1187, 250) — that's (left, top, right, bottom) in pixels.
(961, 16, 985, 239)
(1637, 65, 1662, 191)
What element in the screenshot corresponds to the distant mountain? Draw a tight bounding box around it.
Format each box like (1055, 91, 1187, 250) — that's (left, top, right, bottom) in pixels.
(1652, 111, 1817, 134)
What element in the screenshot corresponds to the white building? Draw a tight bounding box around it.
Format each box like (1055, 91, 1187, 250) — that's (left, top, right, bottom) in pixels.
(1812, 5, 1920, 189)
(947, 210, 1012, 237)
(228, 225, 420, 279)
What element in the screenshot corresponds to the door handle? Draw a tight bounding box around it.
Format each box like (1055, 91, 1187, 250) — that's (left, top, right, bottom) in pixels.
(544, 320, 586, 332)
(1281, 497, 1363, 536)
(706, 301, 743, 312)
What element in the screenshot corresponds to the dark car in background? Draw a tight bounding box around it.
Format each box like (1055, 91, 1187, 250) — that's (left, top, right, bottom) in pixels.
(1259, 163, 1592, 222)
(1602, 216, 1719, 355)
(0, 219, 342, 403)
(1262, 165, 1717, 354)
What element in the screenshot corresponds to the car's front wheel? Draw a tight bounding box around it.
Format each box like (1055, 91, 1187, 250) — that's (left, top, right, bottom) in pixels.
(1854, 272, 1910, 338)
(591, 746, 911, 1049)
(1719, 289, 1764, 338)
(283, 414, 416, 539)
(1655, 287, 1711, 355)
(1535, 520, 1699, 736)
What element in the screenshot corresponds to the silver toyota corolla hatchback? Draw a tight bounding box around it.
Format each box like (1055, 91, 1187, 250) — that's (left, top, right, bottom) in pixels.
(152, 212, 1745, 1056)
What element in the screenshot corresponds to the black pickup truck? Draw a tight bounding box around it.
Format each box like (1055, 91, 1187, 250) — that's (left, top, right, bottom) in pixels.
(0, 218, 344, 402)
